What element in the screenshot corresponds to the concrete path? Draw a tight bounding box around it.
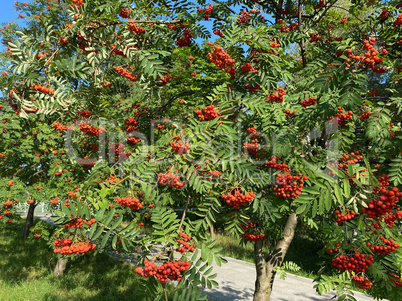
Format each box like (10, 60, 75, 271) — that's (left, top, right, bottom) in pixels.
(203, 256, 377, 301)
(28, 213, 380, 301)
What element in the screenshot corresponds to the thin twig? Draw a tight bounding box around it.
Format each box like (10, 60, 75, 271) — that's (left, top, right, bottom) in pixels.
(178, 194, 191, 231)
(162, 283, 168, 301)
(309, 0, 340, 30)
(157, 91, 201, 110)
(144, 0, 154, 8)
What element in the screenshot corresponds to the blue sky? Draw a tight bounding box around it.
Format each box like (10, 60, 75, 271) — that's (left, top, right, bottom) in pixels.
(0, 1, 274, 50)
(0, 1, 273, 37)
(0, 1, 28, 25)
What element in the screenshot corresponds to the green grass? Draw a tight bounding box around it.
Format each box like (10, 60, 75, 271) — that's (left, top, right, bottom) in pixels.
(0, 218, 172, 301)
(214, 231, 324, 279)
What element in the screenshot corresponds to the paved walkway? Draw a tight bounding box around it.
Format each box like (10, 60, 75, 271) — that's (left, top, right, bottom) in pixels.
(203, 256, 377, 301)
(29, 213, 380, 301)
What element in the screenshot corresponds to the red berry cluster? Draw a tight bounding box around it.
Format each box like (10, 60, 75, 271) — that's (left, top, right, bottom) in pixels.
(53, 237, 73, 248)
(334, 209, 357, 225)
(326, 243, 340, 253)
(378, 175, 389, 187)
(393, 14, 402, 27)
(113, 143, 131, 159)
(309, 33, 322, 43)
(268, 41, 281, 55)
(50, 197, 59, 205)
(279, 22, 298, 32)
(284, 109, 295, 118)
(241, 221, 253, 230)
(158, 172, 185, 188)
(54, 240, 97, 256)
(380, 10, 390, 19)
(128, 22, 146, 34)
(383, 210, 402, 227)
(358, 110, 370, 121)
(266, 156, 290, 172)
(208, 45, 235, 76)
(244, 233, 265, 241)
(58, 37, 68, 44)
(301, 96, 317, 107)
(111, 44, 127, 58)
(274, 173, 307, 199)
(266, 88, 286, 103)
(369, 236, 400, 257)
(63, 217, 96, 228)
(77, 110, 92, 119)
(158, 74, 172, 86)
(340, 16, 347, 24)
(195, 105, 221, 121)
(327, 107, 353, 126)
(79, 122, 107, 137)
(113, 66, 137, 82)
(101, 82, 113, 88)
(213, 30, 223, 37)
(342, 38, 388, 73)
(389, 273, 402, 287)
(361, 187, 402, 219)
(114, 196, 144, 210)
(314, 0, 325, 9)
(222, 190, 256, 209)
(243, 139, 260, 155)
(118, 8, 131, 18)
(124, 117, 138, 132)
(330, 151, 364, 180)
(240, 222, 265, 241)
(135, 260, 190, 283)
(176, 232, 195, 254)
(237, 10, 250, 24)
(52, 121, 74, 131)
(352, 275, 373, 290)
(170, 141, 190, 154)
(3, 201, 12, 207)
(127, 137, 141, 145)
(247, 127, 258, 135)
(332, 253, 374, 273)
(244, 82, 261, 93)
(30, 83, 55, 95)
(70, 0, 84, 8)
(240, 63, 257, 74)
(176, 28, 193, 47)
(197, 3, 213, 20)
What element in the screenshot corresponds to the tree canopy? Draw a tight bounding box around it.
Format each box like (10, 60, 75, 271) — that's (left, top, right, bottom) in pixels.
(1, 0, 402, 300)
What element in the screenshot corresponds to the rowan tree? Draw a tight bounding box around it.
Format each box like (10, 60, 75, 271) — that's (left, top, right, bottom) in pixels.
(1, 0, 402, 300)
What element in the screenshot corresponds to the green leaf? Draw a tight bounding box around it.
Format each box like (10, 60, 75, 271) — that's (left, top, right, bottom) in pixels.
(61, 204, 71, 217)
(343, 179, 350, 198)
(95, 207, 106, 221)
(104, 208, 116, 226)
(334, 184, 344, 205)
(92, 227, 104, 241)
(110, 215, 123, 230)
(101, 231, 111, 248)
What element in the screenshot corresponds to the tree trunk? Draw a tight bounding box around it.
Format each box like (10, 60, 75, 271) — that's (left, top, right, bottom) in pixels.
(209, 223, 215, 240)
(253, 213, 298, 301)
(23, 203, 36, 240)
(253, 240, 276, 301)
(54, 258, 68, 277)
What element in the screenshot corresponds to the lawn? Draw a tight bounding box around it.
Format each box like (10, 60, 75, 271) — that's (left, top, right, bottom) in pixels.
(0, 218, 170, 301)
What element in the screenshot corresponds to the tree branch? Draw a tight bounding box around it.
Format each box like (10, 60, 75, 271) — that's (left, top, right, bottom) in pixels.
(178, 194, 191, 231)
(156, 91, 208, 110)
